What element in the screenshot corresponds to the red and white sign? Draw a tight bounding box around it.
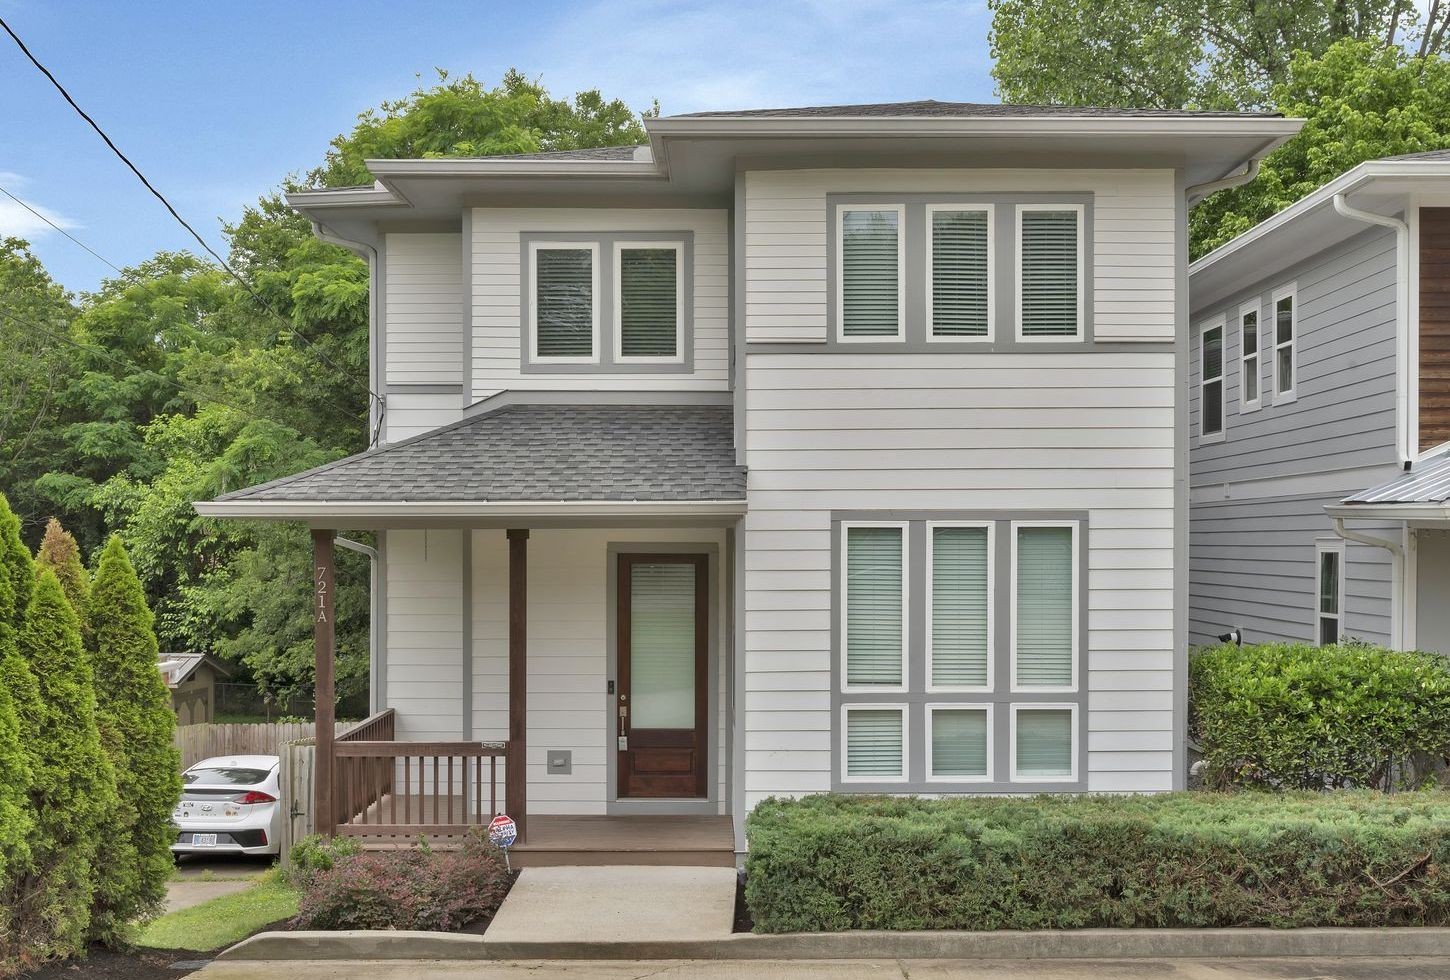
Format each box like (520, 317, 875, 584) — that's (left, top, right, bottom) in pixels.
(487, 813, 517, 849)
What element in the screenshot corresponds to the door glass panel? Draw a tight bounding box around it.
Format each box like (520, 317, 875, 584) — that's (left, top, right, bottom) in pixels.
(630, 562, 696, 728)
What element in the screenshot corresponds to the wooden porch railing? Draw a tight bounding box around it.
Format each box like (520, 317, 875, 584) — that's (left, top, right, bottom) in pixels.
(329, 708, 512, 838)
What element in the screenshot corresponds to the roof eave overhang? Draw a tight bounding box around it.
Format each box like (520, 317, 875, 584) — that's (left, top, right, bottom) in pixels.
(644, 116, 1303, 138)
(194, 499, 748, 522)
(1325, 502, 1450, 521)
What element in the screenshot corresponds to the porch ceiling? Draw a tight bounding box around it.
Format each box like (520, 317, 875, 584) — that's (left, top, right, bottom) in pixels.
(193, 403, 745, 526)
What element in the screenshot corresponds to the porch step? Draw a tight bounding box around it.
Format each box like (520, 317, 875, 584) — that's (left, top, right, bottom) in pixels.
(357, 814, 737, 867)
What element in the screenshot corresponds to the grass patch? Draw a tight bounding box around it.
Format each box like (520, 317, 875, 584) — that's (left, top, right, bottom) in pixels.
(136, 871, 299, 952)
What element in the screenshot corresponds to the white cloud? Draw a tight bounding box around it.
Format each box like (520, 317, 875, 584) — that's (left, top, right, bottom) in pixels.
(0, 172, 81, 240)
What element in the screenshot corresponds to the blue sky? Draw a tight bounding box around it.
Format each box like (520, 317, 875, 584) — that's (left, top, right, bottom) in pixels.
(0, 1, 995, 292)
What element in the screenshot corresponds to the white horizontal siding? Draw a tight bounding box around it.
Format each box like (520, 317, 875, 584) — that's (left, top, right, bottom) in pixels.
(384, 391, 461, 443)
(744, 168, 1176, 343)
(740, 349, 1177, 807)
(469, 209, 729, 400)
(385, 233, 462, 386)
(385, 530, 464, 743)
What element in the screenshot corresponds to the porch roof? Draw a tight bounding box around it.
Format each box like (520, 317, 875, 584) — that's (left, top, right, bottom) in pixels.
(193, 403, 745, 524)
(1326, 449, 1450, 521)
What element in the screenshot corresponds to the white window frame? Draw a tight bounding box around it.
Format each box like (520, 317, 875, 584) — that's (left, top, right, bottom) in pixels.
(1238, 301, 1262, 414)
(1009, 520, 1079, 694)
(840, 703, 908, 784)
(612, 240, 686, 365)
(925, 520, 994, 693)
(836, 204, 907, 343)
(1009, 702, 1078, 783)
(839, 521, 910, 693)
(924, 204, 994, 344)
(528, 241, 600, 364)
(925, 703, 994, 783)
(1315, 538, 1346, 647)
(1014, 203, 1085, 343)
(1198, 315, 1226, 443)
(1271, 283, 1298, 404)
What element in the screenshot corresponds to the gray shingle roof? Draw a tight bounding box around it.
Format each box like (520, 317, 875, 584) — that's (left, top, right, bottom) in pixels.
(1342, 451, 1450, 506)
(1381, 148, 1450, 162)
(216, 404, 744, 503)
(670, 99, 1282, 119)
(446, 145, 644, 162)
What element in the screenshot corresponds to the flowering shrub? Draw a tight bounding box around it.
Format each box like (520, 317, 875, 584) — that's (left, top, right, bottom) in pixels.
(292, 831, 513, 931)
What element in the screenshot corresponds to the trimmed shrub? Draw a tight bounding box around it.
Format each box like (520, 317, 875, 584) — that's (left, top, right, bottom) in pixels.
(292, 832, 513, 931)
(86, 536, 182, 944)
(743, 793, 1450, 933)
(9, 570, 118, 960)
(286, 834, 361, 880)
(1190, 641, 1450, 790)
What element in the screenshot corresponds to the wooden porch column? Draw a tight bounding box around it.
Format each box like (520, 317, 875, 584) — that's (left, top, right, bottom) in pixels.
(312, 528, 337, 838)
(506, 528, 529, 842)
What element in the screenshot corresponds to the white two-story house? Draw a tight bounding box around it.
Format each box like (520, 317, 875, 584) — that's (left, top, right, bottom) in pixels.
(197, 100, 1301, 863)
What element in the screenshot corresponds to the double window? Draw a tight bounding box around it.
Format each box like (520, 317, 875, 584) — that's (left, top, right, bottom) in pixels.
(1199, 317, 1224, 439)
(835, 200, 1085, 344)
(526, 237, 687, 369)
(838, 518, 1081, 788)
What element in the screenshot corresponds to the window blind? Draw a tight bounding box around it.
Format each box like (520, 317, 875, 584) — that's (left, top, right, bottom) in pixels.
(931, 708, 988, 778)
(629, 562, 696, 728)
(1020, 209, 1080, 337)
(841, 209, 900, 337)
(846, 708, 904, 777)
(1202, 324, 1223, 436)
(619, 247, 679, 358)
(1015, 708, 1073, 778)
(931, 209, 989, 337)
(931, 526, 989, 687)
(535, 248, 594, 357)
(845, 526, 903, 686)
(1015, 526, 1074, 687)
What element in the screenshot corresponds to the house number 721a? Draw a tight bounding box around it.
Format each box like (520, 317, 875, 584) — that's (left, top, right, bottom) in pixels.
(315, 565, 330, 623)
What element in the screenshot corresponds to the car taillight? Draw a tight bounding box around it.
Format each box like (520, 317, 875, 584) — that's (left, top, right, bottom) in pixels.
(235, 791, 276, 805)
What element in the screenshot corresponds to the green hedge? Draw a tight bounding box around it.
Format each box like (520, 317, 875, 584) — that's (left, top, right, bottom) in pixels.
(1190, 642, 1450, 790)
(743, 793, 1450, 932)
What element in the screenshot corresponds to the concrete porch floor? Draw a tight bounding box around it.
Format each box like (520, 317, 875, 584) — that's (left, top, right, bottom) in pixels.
(350, 810, 736, 867)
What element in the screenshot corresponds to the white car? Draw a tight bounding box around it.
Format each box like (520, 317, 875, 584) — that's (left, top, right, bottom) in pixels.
(172, 755, 284, 856)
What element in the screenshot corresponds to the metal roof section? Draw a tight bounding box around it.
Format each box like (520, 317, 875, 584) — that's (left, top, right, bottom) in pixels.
(1343, 450, 1450, 505)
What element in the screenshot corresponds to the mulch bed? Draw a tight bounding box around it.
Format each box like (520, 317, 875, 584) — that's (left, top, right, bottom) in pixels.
(21, 943, 219, 980)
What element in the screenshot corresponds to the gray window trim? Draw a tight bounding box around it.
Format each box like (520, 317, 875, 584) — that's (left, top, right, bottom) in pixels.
(520, 231, 695, 374)
(830, 509, 1089, 793)
(825, 193, 1095, 352)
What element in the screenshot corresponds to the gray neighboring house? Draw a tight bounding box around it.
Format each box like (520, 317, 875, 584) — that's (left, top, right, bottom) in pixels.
(1188, 151, 1450, 655)
(194, 100, 1301, 860)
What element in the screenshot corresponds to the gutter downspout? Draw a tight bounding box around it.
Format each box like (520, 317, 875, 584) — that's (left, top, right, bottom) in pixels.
(1184, 157, 1261, 206)
(310, 221, 384, 449)
(1331, 517, 1407, 649)
(1332, 193, 1412, 469)
(334, 535, 381, 714)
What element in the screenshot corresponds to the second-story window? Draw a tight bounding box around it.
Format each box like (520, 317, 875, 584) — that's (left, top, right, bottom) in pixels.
(1273, 285, 1297, 401)
(1017, 205, 1083, 341)
(927, 206, 992, 340)
(531, 243, 599, 362)
(615, 243, 683, 362)
(1239, 303, 1261, 413)
(838, 206, 905, 340)
(1200, 319, 1224, 438)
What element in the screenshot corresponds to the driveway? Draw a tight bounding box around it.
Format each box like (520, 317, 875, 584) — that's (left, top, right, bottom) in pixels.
(189, 958, 1450, 979)
(167, 853, 274, 914)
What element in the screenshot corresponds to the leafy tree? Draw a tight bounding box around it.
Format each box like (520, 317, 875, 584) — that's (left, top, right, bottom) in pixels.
(1192, 39, 1450, 256)
(311, 69, 653, 187)
(85, 536, 180, 943)
(10, 569, 116, 961)
(989, 0, 1450, 110)
(34, 518, 89, 628)
(0, 495, 36, 971)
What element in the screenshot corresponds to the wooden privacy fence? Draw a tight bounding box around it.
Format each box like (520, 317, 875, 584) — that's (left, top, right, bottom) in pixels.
(276, 737, 316, 865)
(173, 721, 317, 769)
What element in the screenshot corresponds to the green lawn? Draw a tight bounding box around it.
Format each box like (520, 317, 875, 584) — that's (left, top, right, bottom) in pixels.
(136, 872, 299, 952)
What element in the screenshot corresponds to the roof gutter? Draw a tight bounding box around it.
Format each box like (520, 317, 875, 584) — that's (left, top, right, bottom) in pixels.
(1333, 193, 1413, 468)
(1184, 157, 1260, 207)
(1330, 516, 1407, 649)
(193, 499, 750, 521)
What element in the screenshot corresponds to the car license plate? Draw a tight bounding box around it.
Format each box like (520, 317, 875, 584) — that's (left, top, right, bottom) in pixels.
(191, 834, 218, 847)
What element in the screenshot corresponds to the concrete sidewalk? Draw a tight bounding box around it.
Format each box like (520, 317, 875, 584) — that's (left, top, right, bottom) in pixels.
(191, 956, 1450, 979)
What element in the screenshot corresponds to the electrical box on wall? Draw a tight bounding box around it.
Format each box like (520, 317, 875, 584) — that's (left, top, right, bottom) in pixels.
(546, 750, 572, 775)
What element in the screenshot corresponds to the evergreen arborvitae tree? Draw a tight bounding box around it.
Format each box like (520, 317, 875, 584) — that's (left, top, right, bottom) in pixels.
(87, 536, 180, 943)
(0, 495, 37, 971)
(13, 570, 117, 960)
(0, 494, 32, 629)
(34, 518, 90, 635)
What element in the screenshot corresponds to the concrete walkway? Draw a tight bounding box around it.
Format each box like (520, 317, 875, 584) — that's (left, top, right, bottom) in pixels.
(190, 957, 1450, 979)
(167, 854, 272, 913)
(484, 866, 737, 945)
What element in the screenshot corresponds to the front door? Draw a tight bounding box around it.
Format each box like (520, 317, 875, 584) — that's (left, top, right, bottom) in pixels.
(616, 553, 708, 798)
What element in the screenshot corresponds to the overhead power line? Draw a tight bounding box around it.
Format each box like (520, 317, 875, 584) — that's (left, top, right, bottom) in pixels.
(0, 15, 380, 415)
(0, 181, 125, 275)
(0, 303, 363, 435)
